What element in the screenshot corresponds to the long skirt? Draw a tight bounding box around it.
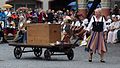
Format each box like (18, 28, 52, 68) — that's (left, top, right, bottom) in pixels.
(86, 31, 107, 54)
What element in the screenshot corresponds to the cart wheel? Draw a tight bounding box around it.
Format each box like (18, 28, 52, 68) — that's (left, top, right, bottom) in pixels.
(33, 48, 42, 57)
(44, 49, 51, 60)
(14, 47, 22, 59)
(67, 49, 74, 60)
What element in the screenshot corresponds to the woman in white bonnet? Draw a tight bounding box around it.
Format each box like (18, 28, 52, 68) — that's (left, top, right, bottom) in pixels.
(113, 15, 120, 43)
(107, 15, 120, 43)
(112, 15, 120, 43)
(86, 8, 107, 63)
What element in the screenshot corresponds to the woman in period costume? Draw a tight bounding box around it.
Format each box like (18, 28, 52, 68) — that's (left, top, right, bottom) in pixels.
(86, 8, 107, 63)
(107, 15, 120, 43)
(112, 15, 120, 43)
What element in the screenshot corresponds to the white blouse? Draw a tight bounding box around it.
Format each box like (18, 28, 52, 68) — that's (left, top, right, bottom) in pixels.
(81, 18, 89, 29)
(114, 21, 120, 29)
(71, 21, 81, 26)
(109, 22, 115, 30)
(86, 15, 107, 31)
(75, 21, 81, 26)
(109, 21, 120, 30)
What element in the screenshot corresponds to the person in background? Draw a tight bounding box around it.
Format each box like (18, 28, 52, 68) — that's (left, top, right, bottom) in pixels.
(0, 9, 8, 43)
(105, 16, 112, 30)
(18, 13, 26, 28)
(117, 15, 120, 41)
(0, 9, 4, 28)
(32, 9, 38, 23)
(47, 9, 54, 24)
(0, 9, 7, 28)
(0, 22, 3, 38)
(4, 17, 17, 41)
(86, 8, 107, 63)
(26, 17, 32, 24)
(112, 15, 120, 43)
(107, 15, 119, 43)
(53, 13, 59, 24)
(38, 8, 46, 23)
(80, 18, 90, 46)
(26, 11, 32, 20)
(14, 22, 28, 43)
(66, 10, 70, 16)
(0, 22, 8, 43)
(75, 14, 86, 36)
(13, 13, 26, 42)
(61, 19, 72, 44)
(4, 9, 11, 17)
(71, 15, 82, 39)
(108, 15, 120, 43)
(4, 9, 12, 28)
(105, 16, 112, 42)
(11, 12, 19, 28)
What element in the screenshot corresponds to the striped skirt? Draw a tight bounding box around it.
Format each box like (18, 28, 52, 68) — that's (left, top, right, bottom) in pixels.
(86, 31, 107, 54)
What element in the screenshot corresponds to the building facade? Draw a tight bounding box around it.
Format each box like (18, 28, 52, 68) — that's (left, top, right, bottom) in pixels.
(0, 0, 6, 8)
(78, 0, 120, 17)
(5, 0, 75, 11)
(0, 0, 120, 17)
(5, 0, 42, 10)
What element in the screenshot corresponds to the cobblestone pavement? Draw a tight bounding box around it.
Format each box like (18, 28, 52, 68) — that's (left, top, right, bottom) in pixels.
(0, 43, 120, 68)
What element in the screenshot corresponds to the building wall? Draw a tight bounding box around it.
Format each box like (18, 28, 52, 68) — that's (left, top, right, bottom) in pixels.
(7, 0, 42, 10)
(111, 1, 120, 8)
(0, 0, 6, 8)
(2, 0, 120, 11)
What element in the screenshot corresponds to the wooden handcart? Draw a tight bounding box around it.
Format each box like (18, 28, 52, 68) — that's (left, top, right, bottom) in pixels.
(9, 24, 79, 60)
(9, 43, 79, 60)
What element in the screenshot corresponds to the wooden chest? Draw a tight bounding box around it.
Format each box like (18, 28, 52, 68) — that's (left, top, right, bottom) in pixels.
(27, 24, 61, 46)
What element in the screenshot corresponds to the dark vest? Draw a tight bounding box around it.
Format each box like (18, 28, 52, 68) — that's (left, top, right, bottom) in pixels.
(92, 17, 104, 32)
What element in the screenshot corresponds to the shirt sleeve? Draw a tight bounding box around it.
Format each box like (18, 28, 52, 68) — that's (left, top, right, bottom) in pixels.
(116, 22, 120, 28)
(103, 17, 107, 31)
(19, 23, 23, 28)
(86, 16, 94, 31)
(71, 21, 74, 26)
(75, 21, 80, 26)
(109, 23, 113, 29)
(61, 22, 64, 25)
(81, 22, 85, 27)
